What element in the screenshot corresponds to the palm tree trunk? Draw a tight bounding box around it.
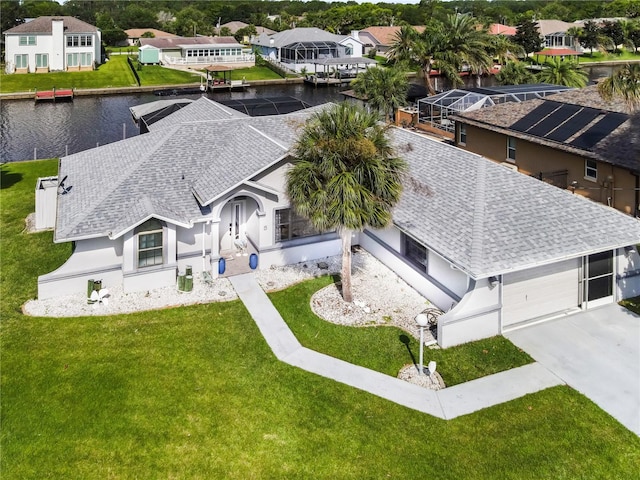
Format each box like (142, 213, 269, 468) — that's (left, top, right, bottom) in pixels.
(422, 66, 436, 95)
(340, 228, 353, 303)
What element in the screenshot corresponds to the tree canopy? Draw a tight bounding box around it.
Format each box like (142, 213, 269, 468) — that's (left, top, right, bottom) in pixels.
(286, 103, 406, 302)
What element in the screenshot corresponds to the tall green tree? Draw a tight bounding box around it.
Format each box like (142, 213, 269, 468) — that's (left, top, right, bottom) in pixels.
(536, 57, 588, 88)
(513, 18, 543, 56)
(488, 34, 525, 64)
(387, 25, 419, 65)
(578, 20, 601, 56)
(495, 61, 535, 85)
(598, 63, 640, 112)
(351, 66, 409, 123)
(601, 21, 624, 54)
(286, 104, 407, 303)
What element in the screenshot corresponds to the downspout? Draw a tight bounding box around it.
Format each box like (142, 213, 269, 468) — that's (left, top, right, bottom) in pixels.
(202, 222, 206, 272)
(635, 173, 639, 218)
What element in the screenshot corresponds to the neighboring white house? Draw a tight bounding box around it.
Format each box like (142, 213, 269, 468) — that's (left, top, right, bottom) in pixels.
(537, 19, 584, 52)
(251, 27, 367, 73)
(3, 16, 101, 74)
(37, 97, 640, 348)
(138, 36, 253, 66)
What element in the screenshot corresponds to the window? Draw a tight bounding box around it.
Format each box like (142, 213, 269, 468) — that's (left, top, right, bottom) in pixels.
(458, 124, 467, 145)
(507, 136, 516, 161)
(67, 52, 92, 67)
(35, 53, 48, 68)
(19, 35, 36, 46)
(66, 35, 92, 47)
(14, 54, 28, 69)
(585, 159, 597, 180)
(403, 233, 428, 273)
(136, 219, 164, 267)
(275, 208, 326, 242)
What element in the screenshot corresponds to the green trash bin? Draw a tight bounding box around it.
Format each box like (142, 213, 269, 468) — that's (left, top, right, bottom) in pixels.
(184, 275, 193, 292)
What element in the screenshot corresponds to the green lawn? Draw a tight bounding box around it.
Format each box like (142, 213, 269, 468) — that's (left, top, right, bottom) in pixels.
(269, 278, 533, 385)
(2, 160, 639, 478)
(1, 56, 287, 94)
(578, 49, 640, 63)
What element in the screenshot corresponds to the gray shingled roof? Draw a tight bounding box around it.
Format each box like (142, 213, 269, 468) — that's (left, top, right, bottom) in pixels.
(453, 85, 637, 171)
(55, 101, 319, 242)
(3, 16, 98, 34)
(148, 97, 246, 131)
(55, 99, 639, 279)
(139, 36, 242, 50)
(390, 128, 640, 279)
(252, 28, 352, 48)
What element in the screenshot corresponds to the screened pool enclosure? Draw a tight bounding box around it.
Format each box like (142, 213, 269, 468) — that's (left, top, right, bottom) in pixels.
(417, 84, 572, 133)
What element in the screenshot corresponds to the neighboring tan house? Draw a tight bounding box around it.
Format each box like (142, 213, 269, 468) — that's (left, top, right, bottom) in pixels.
(220, 21, 275, 36)
(36, 97, 640, 348)
(357, 26, 425, 56)
(3, 16, 102, 73)
(451, 85, 639, 216)
(138, 36, 253, 66)
(124, 28, 178, 46)
(251, 27, 365, 73)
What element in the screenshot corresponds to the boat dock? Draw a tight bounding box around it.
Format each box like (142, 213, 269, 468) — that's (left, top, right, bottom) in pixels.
(35, 88, 74, 102)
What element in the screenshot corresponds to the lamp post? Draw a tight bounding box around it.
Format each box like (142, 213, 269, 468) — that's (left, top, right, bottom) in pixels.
(415, 313, 428, 376)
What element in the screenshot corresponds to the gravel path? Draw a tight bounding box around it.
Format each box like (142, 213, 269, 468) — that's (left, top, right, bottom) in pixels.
(23, 250, 437, 344)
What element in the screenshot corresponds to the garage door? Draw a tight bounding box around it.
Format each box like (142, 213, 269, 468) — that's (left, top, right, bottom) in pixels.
(502, 258, 580, 328)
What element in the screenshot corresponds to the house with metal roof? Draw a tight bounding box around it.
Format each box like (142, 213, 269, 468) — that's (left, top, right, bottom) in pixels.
(250, 27, 366, 73)
(37, 97, 640, 348)
(451, 85, 640, 216)
(3, 16, 102, 73)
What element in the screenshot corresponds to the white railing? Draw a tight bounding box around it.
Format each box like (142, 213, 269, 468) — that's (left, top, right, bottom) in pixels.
(163, 54, 255, 65)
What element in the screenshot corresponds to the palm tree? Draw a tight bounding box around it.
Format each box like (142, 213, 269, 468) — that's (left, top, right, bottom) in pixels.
(351, 66, 409, 123)
(495, 61, 536, 85)
(441, 14, 493, 88)
(286, 103, 407, 302)
(387, 25, 418, 65)
(488, 34, 525, 65)
(598, 63, 640, 112)
(536, 57, 588, 88)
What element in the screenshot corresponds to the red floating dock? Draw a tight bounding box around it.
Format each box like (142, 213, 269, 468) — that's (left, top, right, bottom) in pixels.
(35, 88, 74, 102)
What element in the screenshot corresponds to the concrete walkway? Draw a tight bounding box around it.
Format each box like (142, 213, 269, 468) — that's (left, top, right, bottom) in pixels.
(230, 273, 563, 419)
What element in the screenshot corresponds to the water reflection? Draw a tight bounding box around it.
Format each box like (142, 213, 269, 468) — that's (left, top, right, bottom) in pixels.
(0, 65, 619, 162)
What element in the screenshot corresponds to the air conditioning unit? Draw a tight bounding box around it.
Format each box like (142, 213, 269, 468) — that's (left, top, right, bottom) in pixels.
(500, 162, 518, 172)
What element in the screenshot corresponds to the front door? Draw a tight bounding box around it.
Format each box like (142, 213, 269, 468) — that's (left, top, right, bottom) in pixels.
(583, 251, 614, 308)
(231, 201, 245, 241)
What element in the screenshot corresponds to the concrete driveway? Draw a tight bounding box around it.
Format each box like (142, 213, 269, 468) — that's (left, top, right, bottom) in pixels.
(504, 303, 640, 436)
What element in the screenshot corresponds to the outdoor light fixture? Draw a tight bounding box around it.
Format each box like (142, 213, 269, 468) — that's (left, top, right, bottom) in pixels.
(488, 276, 499, 288)
(415, 313, 429, 376)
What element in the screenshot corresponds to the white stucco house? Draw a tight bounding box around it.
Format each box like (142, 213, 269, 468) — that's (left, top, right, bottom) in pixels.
(138, 36, 253, 67)
(3, 16, 101, 74)
(250, 27, 368, 74)
(37, 97, 640, 348)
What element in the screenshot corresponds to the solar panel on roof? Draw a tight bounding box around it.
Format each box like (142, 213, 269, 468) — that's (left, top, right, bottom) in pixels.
(509, 101, 561, 132)
(570, 112, 628, 150)
(527, 104, 581, 137)
(218, 96, 310, 117)
(544, 108, 601, 142)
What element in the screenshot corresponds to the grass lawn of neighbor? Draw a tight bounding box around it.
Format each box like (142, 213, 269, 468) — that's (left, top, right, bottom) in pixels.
(578, 49, 640, 63)
(1, 159, 639, 479)
(0, 56, 284, 94)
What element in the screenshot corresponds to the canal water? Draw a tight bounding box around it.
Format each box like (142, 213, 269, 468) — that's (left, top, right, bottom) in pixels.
(0, 66, 617, 162)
